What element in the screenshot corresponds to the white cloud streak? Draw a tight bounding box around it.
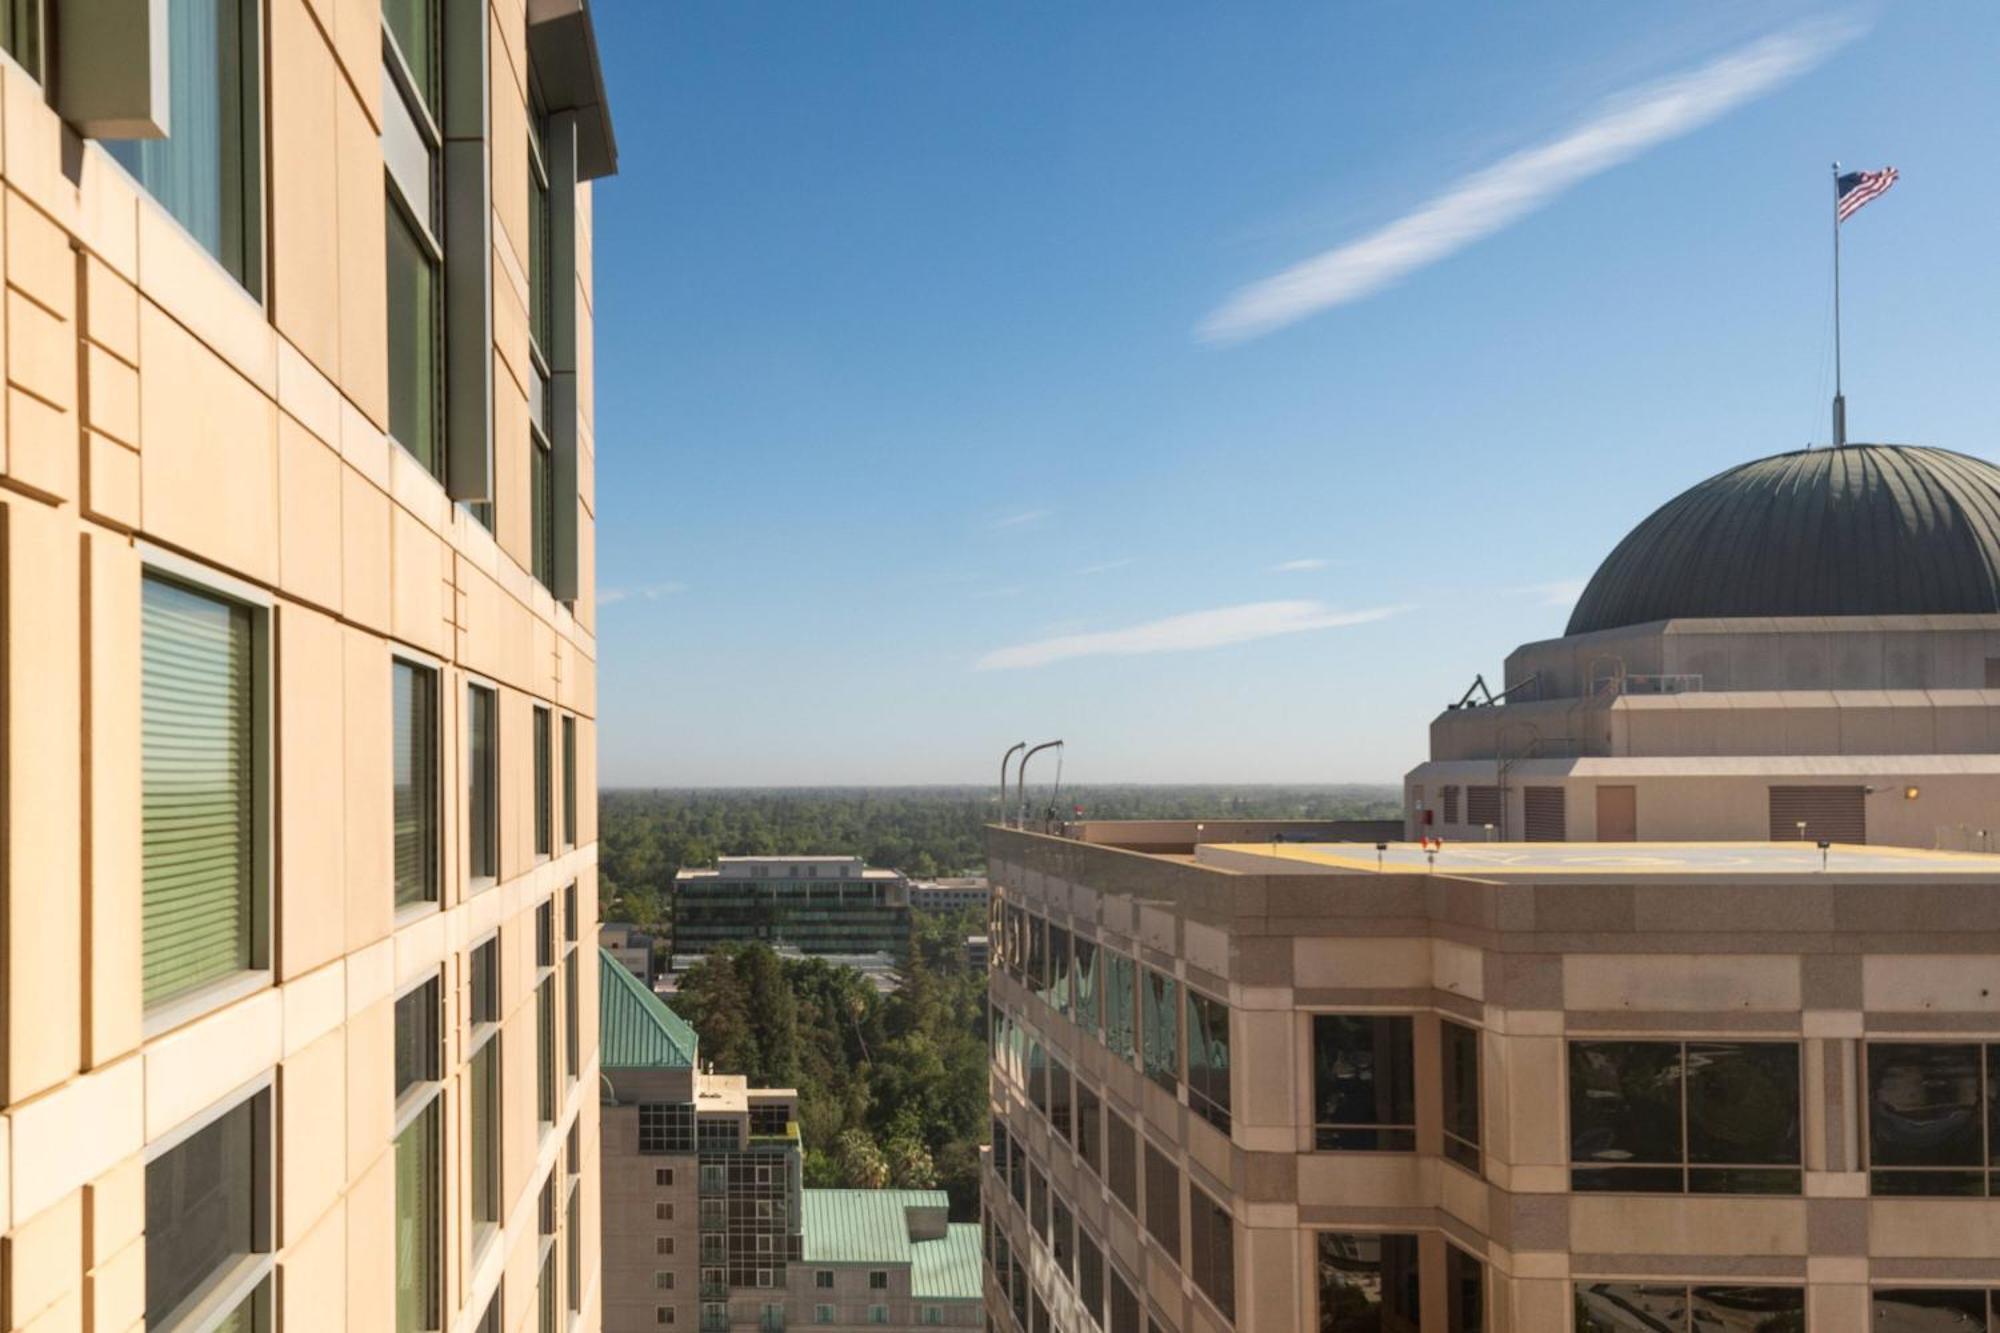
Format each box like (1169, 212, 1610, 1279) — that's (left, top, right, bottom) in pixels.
(600, 582, 687, 606)
(993, 508, 1052, 529)
(975, 600, 1404, 671)
(1271, 557, 1331, 573)
(1510, 576, 1590, 607)
(1198, 16, 1861, 343)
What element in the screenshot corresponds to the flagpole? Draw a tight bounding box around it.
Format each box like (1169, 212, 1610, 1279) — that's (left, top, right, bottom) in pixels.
(1831, 161, 1846, 447)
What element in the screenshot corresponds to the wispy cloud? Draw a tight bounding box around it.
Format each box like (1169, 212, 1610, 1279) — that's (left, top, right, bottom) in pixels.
(1198, 15, 1861, 343)
(992, 508, 1052, 529)
(1072, 557, 1137, 576)
(1510, 577, 1589, 607)
(1271, 557, 1331, 573)
(600, 582, 687, 606)
(975, 600, 1405, 671)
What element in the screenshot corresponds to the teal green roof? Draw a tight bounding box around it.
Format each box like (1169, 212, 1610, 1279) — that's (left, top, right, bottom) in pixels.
(597, 948, 699, 1070)
(799, 1191, 982, 1301)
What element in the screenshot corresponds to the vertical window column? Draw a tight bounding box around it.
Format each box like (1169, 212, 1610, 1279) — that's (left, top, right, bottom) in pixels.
(395, 977, 444, 1332)
(469, 934, 502, 1245)
(394, 659, 440, 909)
(466, 684, 499, 884)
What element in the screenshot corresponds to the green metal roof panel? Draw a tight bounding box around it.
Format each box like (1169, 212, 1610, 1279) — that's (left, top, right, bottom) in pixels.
(1568, 445, 2000, 636)
(798, 1190, 979, 1298)
(597, 948, 699, 1070)
(910, 1224, 984, 1301)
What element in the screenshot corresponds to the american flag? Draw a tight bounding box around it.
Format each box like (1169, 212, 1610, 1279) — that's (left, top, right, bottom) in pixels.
(1837, 166, 1898, 223)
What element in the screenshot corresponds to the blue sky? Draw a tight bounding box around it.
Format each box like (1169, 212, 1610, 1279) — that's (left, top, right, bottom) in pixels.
(589, 2, 2000, 787)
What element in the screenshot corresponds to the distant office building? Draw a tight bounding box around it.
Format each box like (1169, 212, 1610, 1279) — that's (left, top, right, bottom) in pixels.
(912, 877, 992, 913)
(1408, 445, 2000, 847)
(600, 951, 978, 1332)
(675, 856, 913, 959)
(603, 921, 661, 988)
(965, 935, 992, 971)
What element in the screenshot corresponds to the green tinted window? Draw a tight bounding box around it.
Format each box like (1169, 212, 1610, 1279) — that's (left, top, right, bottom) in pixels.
(142, 576, 257, 1008)
(387, 203, 442, 475)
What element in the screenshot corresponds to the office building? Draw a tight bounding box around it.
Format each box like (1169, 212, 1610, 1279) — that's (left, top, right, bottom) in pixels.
(982, 442, 2000, 1333)
(0, 1, 613, 1327)
(912, 878, 992, 914)
(604, 921, 662, 989)
(674, 856, 913, 961)
(1406, 445, 2000, 847)
(986, 828, 2000, 1333)
(599, 952, 979, 1333)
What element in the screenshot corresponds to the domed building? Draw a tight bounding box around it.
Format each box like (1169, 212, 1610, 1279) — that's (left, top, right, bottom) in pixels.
(1405, 444, 2000, 847)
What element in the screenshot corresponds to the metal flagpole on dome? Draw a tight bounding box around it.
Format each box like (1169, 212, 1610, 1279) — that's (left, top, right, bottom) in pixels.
(1831, 161, 1845, 448)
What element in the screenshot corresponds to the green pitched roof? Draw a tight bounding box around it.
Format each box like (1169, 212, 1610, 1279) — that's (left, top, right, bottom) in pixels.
(799, 1191, 982, 1300)
(598, 948, 699, 1070)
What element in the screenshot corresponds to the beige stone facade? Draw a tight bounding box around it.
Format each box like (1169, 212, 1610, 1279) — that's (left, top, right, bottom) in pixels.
(0, 0, 611, 1327)
(984, 826, 2000, 1333)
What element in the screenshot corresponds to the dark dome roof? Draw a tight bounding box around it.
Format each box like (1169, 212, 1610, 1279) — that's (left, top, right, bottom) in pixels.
(1566, 445, 2000, 636)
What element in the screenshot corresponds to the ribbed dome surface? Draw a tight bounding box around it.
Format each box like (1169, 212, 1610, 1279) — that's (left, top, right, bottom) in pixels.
(1566, 445, 2000, 636)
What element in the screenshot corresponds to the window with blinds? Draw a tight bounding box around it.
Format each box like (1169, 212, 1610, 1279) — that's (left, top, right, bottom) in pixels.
(468, 685, 498, 881)
(534, 705, 553, 857)
(142, 574, 262, 1010)
(393, 661, 438, 908)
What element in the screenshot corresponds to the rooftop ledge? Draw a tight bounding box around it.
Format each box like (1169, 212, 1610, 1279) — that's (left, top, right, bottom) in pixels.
(1194, 839, 2000, 880)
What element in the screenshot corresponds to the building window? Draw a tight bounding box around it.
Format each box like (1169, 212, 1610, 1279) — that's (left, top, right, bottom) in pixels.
(1870, 1290, 1995, 1326)
(1187, 1184, 1233, 1323)
(141, 571, 267, 1012)
(1108, 1271, 1139, 1333)
(395, 977, 443, 1332)
(393, 660, 439, 909)
(815, 1307, 834, 1325)
(656, 1202, 674, 1221)
(1865, 1042, 2000, 1195)
(1575, 1282, 1804, 1331)
(466, 685, 498, 882)
(1465, 785, 1501, 828)
(815, 1271, 834, 1290)
(1106, 1109, 1137, 1215)
(565, 948, 580, 1084)
(469, 935, 501, 1240)
(1442, 785, 1460, 824)
(1048, 925, 1072, 1015)
(1315, 1234, 1418, 1331)
(639, 1103, 696, 1155)
(562, 715, 578, 846)
(659, 1309, 678, 1326)
(1049, 1056, 1073, 1142)
(1029, 1164, 1048, 1244)
(656, 1244, 675, 1262)
(532, 432, 555, 590)
(1025, 915, 1047, 994)
(537, 977, 556, 1127)
(380, 0, 445, 477)
(1185, 989, 1231, 1134)
(1441, 1020, 1482, 1173)
(1312, 1015, 1416, 1151)
(1569, 1040, 1800, 1193)
(1103, 952, 1137, 1062)
(531, 705, 554, 857)
(1028, 1037, 1048, 1117)
(1141, 969, 1180, 1092)
(1143, 1141, 1179, 1260)
(1075, 1081, 1102, 1176)
(869, 1307, 889, 1325)
(1, 0, 40, 77)
(476, 1294, 502, 1333)
(1445, 1245, 1482, 1333)
(1052, 1196, 1076, 1277)
(108, 0, 263, 294)
(145, 1084, 273, 1329)
(921, 1308, 943, 1326)
(1076, 1231, 1105, 1327)
(869, 1271, 889, 1291)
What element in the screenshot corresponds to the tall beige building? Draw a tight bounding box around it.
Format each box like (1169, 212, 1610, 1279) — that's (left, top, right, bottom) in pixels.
(982, 442, 2000, 1333)
(0, 0, 613, 1328)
